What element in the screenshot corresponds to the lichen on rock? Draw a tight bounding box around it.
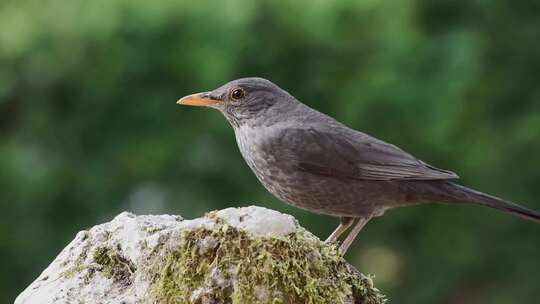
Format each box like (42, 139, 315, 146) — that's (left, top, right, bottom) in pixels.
(15, 206, 386, 304)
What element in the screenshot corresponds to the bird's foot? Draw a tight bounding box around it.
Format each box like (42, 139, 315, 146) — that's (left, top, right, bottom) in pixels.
(324, 234, 340, 244)
(338, 216, 371, 255)
(325, 217, 353, 244)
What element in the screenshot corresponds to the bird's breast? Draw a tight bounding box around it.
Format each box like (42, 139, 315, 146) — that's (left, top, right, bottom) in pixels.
(235, 126, 295, 190)
(235, 126, 279, 182)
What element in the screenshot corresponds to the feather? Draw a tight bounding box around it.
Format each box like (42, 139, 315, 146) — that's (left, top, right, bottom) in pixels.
(275, 126, 459, 181)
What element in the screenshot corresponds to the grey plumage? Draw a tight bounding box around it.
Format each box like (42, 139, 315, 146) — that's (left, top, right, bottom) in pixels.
(178, 77, 540, 253)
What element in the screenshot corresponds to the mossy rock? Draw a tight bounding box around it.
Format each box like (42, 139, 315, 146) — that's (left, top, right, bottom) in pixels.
(151, 223, 385, 304)
(16, 206, 386, 304)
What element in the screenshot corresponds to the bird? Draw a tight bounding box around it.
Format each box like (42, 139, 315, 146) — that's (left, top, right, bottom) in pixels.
(177, 77, 540, 255)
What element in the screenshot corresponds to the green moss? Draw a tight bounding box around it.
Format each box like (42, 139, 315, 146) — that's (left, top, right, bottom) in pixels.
(60, 232, 92, 280)
(60, 265, 86, 279)
(93, 246, 136, 286)
(150, 222, 386, 304)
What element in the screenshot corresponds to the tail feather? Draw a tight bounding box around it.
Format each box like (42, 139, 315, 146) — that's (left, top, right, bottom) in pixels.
(442, 182, 540, 224)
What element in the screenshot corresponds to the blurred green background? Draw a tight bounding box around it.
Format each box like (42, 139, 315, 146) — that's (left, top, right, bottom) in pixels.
(2, 0, 539, 303)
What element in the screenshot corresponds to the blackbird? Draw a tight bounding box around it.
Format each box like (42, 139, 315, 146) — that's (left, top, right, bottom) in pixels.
(178, 77, 540, 254)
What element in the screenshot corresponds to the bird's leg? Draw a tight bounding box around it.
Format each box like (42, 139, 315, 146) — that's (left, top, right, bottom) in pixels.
(339, 215, 372, 255)
(325, 217, 354, 243)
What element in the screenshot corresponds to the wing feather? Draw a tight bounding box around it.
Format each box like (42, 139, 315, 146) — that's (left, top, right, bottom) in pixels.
(275, 126, 458, 181)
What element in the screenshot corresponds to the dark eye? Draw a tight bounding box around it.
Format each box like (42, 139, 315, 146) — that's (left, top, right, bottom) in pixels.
(230, 88, 245, 100)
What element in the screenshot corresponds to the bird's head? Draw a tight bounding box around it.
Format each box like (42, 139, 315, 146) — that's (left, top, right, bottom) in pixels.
(177, 77, 295, 127)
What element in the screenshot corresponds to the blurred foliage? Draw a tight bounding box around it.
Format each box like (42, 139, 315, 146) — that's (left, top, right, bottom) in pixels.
(1, 0, 539, 303)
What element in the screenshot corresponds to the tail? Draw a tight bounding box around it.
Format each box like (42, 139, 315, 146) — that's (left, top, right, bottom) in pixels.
(435, 182, 540, 224)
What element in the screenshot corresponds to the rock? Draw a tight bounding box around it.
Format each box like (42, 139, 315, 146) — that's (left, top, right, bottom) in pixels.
(15, 206, 386, 304)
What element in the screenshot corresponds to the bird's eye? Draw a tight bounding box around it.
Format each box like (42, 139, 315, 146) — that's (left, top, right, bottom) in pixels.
(230, 88, 245, 100)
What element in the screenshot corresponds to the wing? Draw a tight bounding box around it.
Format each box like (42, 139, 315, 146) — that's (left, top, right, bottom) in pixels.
(272, 126, 459, 181)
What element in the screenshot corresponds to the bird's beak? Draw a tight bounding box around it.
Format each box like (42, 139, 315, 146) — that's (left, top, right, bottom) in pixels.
(177, 92, 223, 107)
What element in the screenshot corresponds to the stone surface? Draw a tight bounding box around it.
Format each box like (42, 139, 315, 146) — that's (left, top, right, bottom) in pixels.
(15, 206, 385, 304)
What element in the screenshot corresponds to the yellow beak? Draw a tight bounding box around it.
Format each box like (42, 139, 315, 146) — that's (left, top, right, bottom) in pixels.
(177, 92, 223, 107)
